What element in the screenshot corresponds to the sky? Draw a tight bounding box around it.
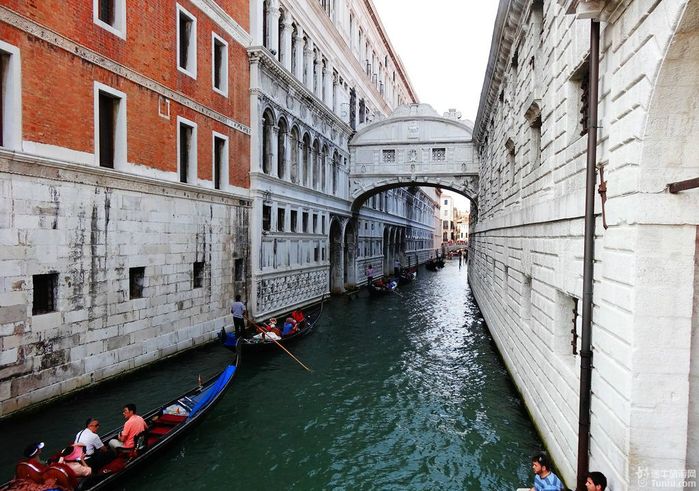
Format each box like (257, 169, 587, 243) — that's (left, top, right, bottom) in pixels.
(372, 1, 499, 211)
(372, 1, 500, 123)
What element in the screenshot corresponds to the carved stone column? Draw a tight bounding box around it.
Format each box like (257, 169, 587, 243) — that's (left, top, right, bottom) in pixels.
(270, 125, 279, 178)
(267, 0, 280, 58)
(324, 62, 334, 109)
(294, 27, 305, 81)
(304, 40, 314, 91)
(280, 15, 293, 71)
(314, 55, 323, 98)
(282, 130, 291, 181)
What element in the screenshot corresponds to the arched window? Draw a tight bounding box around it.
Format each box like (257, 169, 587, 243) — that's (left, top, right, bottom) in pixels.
(262, 109, 274, 174)
(321, 144, 328, 192)
(302, 133, 311, 187)
(312, 139, 320, 190)
(290, 126, 299, 183)
(277, 117, 288, 179)
(332, 150, 339, 194)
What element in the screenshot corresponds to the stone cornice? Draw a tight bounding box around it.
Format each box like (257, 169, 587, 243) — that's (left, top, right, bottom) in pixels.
(190, 0, 252, 47)
(0, 6, 251, 135)
(0, 149, 252, 205)
(249, 46, 354, 135)
(474, 0, 526, 143)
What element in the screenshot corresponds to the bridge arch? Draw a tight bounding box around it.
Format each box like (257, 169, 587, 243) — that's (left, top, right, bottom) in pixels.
(348, 103, 480, 211)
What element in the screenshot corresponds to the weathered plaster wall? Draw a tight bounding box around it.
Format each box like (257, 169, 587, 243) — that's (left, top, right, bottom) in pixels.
(0, 154, 250, 417)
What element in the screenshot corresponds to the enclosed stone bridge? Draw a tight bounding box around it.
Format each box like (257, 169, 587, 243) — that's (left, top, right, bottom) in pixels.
(348, 104, 479, 209)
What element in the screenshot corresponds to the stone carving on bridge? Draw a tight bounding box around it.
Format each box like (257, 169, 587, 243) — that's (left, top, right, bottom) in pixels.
(348, 104, 480, 206)
(256, 269, 328, 314)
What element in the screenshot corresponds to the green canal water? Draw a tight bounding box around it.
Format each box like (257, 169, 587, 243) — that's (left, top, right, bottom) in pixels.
(1, 262, 543, 490)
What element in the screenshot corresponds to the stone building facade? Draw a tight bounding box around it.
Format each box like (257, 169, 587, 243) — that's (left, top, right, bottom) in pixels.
(248, 0, 437, 317)
(469, 0, 698, 488)
(0, 1, 251, 416)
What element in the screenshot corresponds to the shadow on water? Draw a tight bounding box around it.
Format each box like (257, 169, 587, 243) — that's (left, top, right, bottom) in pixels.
(1, 261, 542, 490)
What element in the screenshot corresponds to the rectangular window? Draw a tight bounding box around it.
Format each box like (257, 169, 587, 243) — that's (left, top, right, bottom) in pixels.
(0, 53, 4, 147)
(193, 261, 204, 288)
(177, 5, 197, 78)
(0, 42, 22, 151)
(321, 216, 325, 234)
(212, 33, 228, 96)
(93, 0, 125, 38)
(94, 83, 126, 170)
(98, 92, 116, 168)
(277, 208, 285, 232)
(432, 148, 446, 161)
(382, 149, 395, 163)
(234, 258, 244, 282)
(177, 117, 196, 184)
(262, 205, 272, 231)
(129, 267, 145, 300)
(312, 214, 318, 234)
(32, 273, 58, 315)
(213, 135, 226, 189)
(314, 244, 319, 262)
(302, 212, 309, 232)
(290, 210, 297, 232)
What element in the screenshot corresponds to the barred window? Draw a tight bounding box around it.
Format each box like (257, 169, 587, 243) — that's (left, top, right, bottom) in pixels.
(432, 148, 446, 161)
(382, 150, 395, 163)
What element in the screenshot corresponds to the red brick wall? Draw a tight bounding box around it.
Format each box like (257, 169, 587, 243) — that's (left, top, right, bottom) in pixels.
(1, 0, 250, 189)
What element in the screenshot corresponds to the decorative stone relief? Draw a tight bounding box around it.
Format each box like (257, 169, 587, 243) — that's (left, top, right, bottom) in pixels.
(256, 270, 328, 313)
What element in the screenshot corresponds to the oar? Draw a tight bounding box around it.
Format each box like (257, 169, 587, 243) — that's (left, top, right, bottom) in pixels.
(246, 316, 313, 372)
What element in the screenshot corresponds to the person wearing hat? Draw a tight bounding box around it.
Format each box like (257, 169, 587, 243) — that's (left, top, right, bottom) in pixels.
(23, 442, 45, 463)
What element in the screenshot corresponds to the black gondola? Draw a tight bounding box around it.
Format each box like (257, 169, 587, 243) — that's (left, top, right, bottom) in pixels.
(368, 280, 398, 297)
(1, 342, 241, 491)
(398, 267, 417, 285)
(220, 298, 324, 354)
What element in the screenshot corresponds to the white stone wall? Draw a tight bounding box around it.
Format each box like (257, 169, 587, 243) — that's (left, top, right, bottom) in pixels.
(469, 1, 698, 489)
(0, 153, 249, 416)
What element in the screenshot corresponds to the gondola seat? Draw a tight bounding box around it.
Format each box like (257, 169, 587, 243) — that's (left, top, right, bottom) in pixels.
(156, 414, 187, 426)
(15, 461, 47, 483)
(43, 463, 78, 490)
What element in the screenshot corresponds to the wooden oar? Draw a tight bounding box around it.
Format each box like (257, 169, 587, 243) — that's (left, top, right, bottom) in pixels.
(246, 316, 313, 372)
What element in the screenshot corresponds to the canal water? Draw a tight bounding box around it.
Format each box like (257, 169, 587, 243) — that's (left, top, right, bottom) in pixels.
(0, 261, 543, 490)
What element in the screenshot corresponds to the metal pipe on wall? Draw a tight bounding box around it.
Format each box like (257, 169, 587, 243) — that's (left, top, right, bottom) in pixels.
(576, 18, 600, 491)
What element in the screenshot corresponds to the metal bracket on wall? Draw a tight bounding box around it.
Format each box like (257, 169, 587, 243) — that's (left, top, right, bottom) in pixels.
(667, 177, 699, 194)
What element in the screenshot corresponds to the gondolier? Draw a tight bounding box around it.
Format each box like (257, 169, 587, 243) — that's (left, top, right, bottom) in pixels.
(230, 295, 246, 337)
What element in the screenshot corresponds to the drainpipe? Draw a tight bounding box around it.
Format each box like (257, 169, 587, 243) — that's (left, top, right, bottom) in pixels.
(576, 18, 600, 491)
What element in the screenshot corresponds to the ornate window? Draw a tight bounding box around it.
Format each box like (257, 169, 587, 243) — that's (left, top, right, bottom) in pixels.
(382, 150, 395, 163)
(432, 148, 446, 161)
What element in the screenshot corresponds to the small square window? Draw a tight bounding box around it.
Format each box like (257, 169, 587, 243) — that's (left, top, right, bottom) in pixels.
(193, 261, 204, 288)
(32, 273, 58, 315)
(129, 267, 145, 300)
(382, 149, 395, 163)
(432, 148, 446, 161)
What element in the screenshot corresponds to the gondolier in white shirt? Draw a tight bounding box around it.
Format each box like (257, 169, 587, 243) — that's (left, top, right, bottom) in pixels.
(230, 295, 246, 338)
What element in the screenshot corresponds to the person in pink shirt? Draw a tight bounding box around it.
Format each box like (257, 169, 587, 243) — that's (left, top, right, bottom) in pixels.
(108, 403, 147, 452)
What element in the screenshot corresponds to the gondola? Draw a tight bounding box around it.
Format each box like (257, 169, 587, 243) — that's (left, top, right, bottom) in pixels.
(220, 297, 324, 354)
(398, 267, 417, 285)
(368, 280, 398, 297)
(425, 259, 440, 271)
(1, 342, 241, 491)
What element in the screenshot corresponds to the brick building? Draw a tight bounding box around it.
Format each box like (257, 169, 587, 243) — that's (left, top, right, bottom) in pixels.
(0, 1, 251, 416)
(469, 0, 698, 488)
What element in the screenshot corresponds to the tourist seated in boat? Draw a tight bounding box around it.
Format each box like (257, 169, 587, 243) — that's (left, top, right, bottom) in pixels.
(282, 317, 298, 337)
(265, 318, 281, 336)
(252, 329, 281, 342)
(388, 280, 398, 290)
(374, 278, 385, 287)
(108, 403, 148, 454)
(291, 310, 305, 323)
(75, 417, 113, 470)
(57, 444, 92, 478)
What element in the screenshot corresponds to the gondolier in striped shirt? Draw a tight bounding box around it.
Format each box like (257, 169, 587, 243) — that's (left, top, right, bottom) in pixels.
(230, 295, 246, 338)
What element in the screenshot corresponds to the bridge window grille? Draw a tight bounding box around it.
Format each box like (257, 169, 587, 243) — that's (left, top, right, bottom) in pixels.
(432, 148, 446, 161)
(382, 150, 395, 163)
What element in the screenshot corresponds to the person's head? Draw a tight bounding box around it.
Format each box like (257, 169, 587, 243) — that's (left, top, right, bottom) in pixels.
(85, 417, 101, 432)
(531, 453, 552, 476)
(122, 404, 137, 419)
(585, 472, 607, 491)
(23, 442, 44, 459)
(235, 294, 241, 302)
